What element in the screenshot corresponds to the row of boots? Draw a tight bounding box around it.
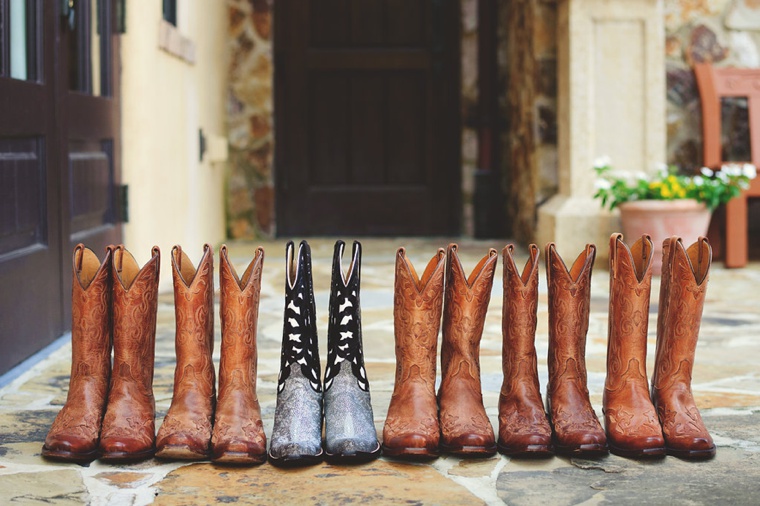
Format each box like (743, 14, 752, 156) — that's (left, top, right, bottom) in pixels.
(383, 235, 715, 460)
(42, 240, 380, 465)
(43, 234, 715, 465)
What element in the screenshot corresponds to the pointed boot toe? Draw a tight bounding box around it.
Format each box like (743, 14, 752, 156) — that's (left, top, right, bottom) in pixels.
(382, 433, 439, 459)
(212, 439, 266, 465)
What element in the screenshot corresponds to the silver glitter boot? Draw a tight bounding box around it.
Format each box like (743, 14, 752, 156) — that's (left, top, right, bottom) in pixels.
(323, 241, 381, 463)
(269, 240, 324, 466)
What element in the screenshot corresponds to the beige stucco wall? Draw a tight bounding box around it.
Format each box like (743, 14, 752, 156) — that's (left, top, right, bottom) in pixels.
(121, 2, 228, 289)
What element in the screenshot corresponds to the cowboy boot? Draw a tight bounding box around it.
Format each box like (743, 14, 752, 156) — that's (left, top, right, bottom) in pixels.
(269, 240, 323, 466)
(323, 240, 381, 463)
(651, 237, 716, 459)
(382, 247, 445, 460)
(211, 245, 267, 464)
(155, 244, 216, 460)
(99, 246, 160, 462)
(545, 243, 607, 456)
(603, 234, 665, 457)
(497, 244, 553, 457)
(438, 244, 497, 456)
(42, 245, 113, 462)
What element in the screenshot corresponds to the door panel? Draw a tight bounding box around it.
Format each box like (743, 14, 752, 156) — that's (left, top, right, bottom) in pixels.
(275, 0, 461, 236)
(0, 0, 121, 374)
(0, 1, 63, 373)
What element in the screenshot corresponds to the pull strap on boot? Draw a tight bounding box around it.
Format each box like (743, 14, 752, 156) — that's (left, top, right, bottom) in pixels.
(269, 240, 323, 466)
(545, 243, 607, 456)
(100, 246, 160, 462)
(382, 247, 445, 460)
(438, 244, 497, 456)
(651, 236, 716, 459)
(323, 240, 381, 463)
(43, 245, 113, 463)
(211, 245, 267, 464)
(603, 234, 665, 457)
(498, 244, 552, 457)
(156, 244, 216, 460)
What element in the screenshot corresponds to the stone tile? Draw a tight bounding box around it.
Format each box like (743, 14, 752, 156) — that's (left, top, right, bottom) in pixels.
(153, 461, 484, 505)
(0, 469, 86, 505)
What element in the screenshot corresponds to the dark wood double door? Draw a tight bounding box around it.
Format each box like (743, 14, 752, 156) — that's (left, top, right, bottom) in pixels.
(275, 0, 461, 236)
(0, 1, 121, 374)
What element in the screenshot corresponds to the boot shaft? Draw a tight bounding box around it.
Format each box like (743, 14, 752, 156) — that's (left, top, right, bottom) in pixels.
(441, 244, 497, 379)
(278, 240, 321, 393)
(325, 240, 369, 392)
(392, 247, 445, 389)
(171, 244, 215, 387)
(501, 244, 541, 388)
(606, 234, 653, 391)
(111, 245, 160, 393)
(70, 244, 113, 385)
(653, 237, 711, 391)
(219, 245, 264, 388)
(545, 242, 595, 387)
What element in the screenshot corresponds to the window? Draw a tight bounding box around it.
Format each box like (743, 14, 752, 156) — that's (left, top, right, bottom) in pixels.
(163, 0, 177, 26)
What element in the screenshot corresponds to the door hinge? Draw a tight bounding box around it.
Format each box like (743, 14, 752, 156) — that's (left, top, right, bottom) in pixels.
(116, 184, 129, 223)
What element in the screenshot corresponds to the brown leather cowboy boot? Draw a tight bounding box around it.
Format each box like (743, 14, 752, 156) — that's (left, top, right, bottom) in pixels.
(382, 247, 445, 460)
(42, 245, 113, 462)
(211, 245, 267, 464)
(498, 244, 553, 457)
(438, 244, 497, 456)
(99, 246, 160, 462)
(603, 234, 665, 457)
(651, 237, 716, 459)
(545, 243, 607, 456)
(155, 244, 216, 460)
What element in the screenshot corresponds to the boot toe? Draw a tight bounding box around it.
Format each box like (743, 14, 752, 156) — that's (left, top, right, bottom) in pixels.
(155, 433, 210, 460)
(42, 435, 99, 461)
(666, 435, 716, 458)
(382, 433, 439, 459)
(212, 439, 267, 464)
(99, 438, 155, 461)
(441, 433, 496, 456)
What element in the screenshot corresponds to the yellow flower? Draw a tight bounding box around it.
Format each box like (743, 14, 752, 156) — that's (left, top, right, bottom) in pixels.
(661, 187, 672, 198)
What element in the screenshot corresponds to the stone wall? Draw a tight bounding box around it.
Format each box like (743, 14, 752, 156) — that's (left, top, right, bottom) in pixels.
(499, 0, 558, 243)
(227, 0, 274, 239)
(666, 0, 760, 169)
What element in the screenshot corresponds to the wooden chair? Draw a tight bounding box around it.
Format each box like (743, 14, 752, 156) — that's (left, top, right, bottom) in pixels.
(694, 62, 760, 268)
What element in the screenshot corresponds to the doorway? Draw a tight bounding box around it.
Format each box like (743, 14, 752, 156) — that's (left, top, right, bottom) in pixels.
(274, 0, 462, 236)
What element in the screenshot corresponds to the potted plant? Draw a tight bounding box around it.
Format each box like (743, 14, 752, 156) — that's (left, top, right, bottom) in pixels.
(593, 156, 756, 274)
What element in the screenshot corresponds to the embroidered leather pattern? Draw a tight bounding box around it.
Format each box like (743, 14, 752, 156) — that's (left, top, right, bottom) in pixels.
(211, 246, 266, 458)
(499, 245, 552, 447)
(652, 239, 713, 449)
(156, 246, 216, 454)
(45, 246, 112, 455)
(383, 249, 445, 446)
(100, 248, 159, 453)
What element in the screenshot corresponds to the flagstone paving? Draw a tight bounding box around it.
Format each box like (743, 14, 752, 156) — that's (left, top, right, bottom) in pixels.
(1, 238, 759, 505)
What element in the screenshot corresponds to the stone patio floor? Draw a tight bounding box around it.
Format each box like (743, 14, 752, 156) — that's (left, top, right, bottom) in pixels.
(1, 237, 760, 505)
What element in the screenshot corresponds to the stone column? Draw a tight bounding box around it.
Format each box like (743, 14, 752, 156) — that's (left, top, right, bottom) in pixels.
(536, 0, 665, 257)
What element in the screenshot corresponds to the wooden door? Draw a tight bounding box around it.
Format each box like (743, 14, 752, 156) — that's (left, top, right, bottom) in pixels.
(275, 0, 461, 236)
(0, 1, 121, 374)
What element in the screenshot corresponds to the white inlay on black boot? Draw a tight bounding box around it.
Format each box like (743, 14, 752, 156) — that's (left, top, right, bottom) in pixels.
(269, 240, 323, 466)
(323, 240, 381, 463)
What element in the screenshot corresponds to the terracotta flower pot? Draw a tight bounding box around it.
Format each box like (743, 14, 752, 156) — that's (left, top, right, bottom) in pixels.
(618, 199, 712, 275)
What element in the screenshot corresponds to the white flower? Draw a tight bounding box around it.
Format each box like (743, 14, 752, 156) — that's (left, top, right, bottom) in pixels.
(692, 175, 704, 186)
(593, 155, 612, 169)
(634, 171, 648, 181)
(717, 170, 729, 182)
(742, 163, 757, 179)
(656, 163, 669, 178)
(700, 167, 714, 177)
(595, 179, 612, 190)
